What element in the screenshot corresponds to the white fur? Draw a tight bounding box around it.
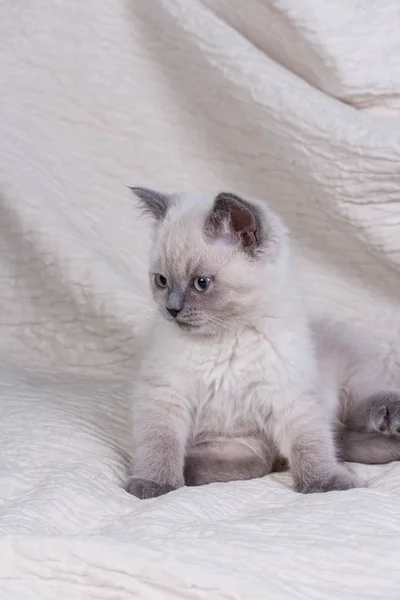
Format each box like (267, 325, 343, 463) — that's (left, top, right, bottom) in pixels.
(129, 191, 359, 496)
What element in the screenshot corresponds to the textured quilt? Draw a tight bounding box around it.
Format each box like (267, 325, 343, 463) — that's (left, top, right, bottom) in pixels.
(1, 0, 400, 598)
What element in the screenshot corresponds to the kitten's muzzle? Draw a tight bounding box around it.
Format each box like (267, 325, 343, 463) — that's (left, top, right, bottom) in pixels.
(166, 289, 184, 319)
(167, 307, 181, 318)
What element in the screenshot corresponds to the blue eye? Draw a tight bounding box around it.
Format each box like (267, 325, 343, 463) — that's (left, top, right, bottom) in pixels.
(154, 274, 168, 289)
(193, 277, 212, 292)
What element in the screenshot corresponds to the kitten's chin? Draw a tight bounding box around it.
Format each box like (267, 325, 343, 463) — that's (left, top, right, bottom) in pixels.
(174, 320, 215, 335)
(176, 321, 201, 333)
(177, 321, 227, 336)
(162, 314, 224, 336)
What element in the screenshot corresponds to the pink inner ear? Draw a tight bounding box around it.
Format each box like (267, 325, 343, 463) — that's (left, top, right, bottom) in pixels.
(230, 205, 255, 234)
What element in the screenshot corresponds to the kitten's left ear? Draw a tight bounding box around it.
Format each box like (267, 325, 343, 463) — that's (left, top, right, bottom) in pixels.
(206, 192, 264, 256)
(130, 187, 170, 221)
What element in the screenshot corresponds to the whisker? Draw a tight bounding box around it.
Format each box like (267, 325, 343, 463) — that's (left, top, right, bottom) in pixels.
(205, 314, 227, 329)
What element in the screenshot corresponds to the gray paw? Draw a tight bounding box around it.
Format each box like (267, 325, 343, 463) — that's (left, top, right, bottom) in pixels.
(126, 478, 176, 499)
(367, 392, 400, 436)
(295, 466, 359, 494)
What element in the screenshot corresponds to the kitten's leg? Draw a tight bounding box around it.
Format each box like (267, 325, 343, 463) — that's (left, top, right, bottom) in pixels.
(338, 391, 400, 464)
(273, 391, 359, 494)
(338, 429, 400, 463)
(184, 440, 275, 486)
(343, 391, 400, 436)
(127, 387, 191, 499)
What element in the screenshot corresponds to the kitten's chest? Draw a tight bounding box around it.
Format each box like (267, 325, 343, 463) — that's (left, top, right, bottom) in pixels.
(192, 331, 277, 432)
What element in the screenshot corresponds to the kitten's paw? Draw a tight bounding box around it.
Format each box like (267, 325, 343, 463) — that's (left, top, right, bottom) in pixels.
(367, 392, 400, 436)
(295, 466, 359, 494)
(126, 478, 176, 499)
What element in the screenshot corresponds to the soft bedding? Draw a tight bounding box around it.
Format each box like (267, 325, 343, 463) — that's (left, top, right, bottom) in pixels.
(1, 0, 400, 598)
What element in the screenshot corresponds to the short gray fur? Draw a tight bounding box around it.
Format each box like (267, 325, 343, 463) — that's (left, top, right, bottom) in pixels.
(130, 187, 171, 221)
(126, 478, 176, 499)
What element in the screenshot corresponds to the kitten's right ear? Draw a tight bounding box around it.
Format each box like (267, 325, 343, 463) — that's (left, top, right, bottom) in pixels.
(130, 187, 170, 221)
(205, 192, 286, 261)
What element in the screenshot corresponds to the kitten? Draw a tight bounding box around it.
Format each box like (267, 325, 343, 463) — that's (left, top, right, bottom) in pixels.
(126, 188, 400, 499)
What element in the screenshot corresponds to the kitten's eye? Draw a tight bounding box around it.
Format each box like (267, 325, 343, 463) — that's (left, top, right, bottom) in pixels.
(154, 274, 168, 289)
(193, 277, 212, 292)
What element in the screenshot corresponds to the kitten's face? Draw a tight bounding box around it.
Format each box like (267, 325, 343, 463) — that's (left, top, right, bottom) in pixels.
(150, 226, 264, 334)
(132, 188, 285, 335)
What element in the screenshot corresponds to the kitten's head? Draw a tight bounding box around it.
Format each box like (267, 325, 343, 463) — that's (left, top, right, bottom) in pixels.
(132, 187, 288, 335)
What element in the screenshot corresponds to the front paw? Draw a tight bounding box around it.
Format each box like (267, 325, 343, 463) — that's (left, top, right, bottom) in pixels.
(126, 478, 176, 499)
(367, 392, 400, 436)
(295, 466, 359, 494)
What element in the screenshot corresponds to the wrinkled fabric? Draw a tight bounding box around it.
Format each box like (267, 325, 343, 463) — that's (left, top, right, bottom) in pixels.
(1, 0, 400, 597)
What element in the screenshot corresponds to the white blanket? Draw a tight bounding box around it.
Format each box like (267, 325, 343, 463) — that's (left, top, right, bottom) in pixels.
(1, 1, 400, 597)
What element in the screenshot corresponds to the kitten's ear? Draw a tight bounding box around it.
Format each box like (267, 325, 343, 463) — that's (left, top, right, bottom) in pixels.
(206, 192, 263, 255)
(130, 187, 170, 221)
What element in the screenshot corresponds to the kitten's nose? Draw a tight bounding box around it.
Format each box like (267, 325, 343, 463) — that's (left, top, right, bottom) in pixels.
(167, 307, 181, 318)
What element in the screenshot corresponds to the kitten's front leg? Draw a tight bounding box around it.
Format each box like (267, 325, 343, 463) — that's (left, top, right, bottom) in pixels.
(273, 390, 359, 494)
(127, 386, 191, 500)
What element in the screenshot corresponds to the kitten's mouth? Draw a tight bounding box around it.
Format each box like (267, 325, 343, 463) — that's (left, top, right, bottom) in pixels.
(162, 311, 201, 331)
(176, 321, 200, 331)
